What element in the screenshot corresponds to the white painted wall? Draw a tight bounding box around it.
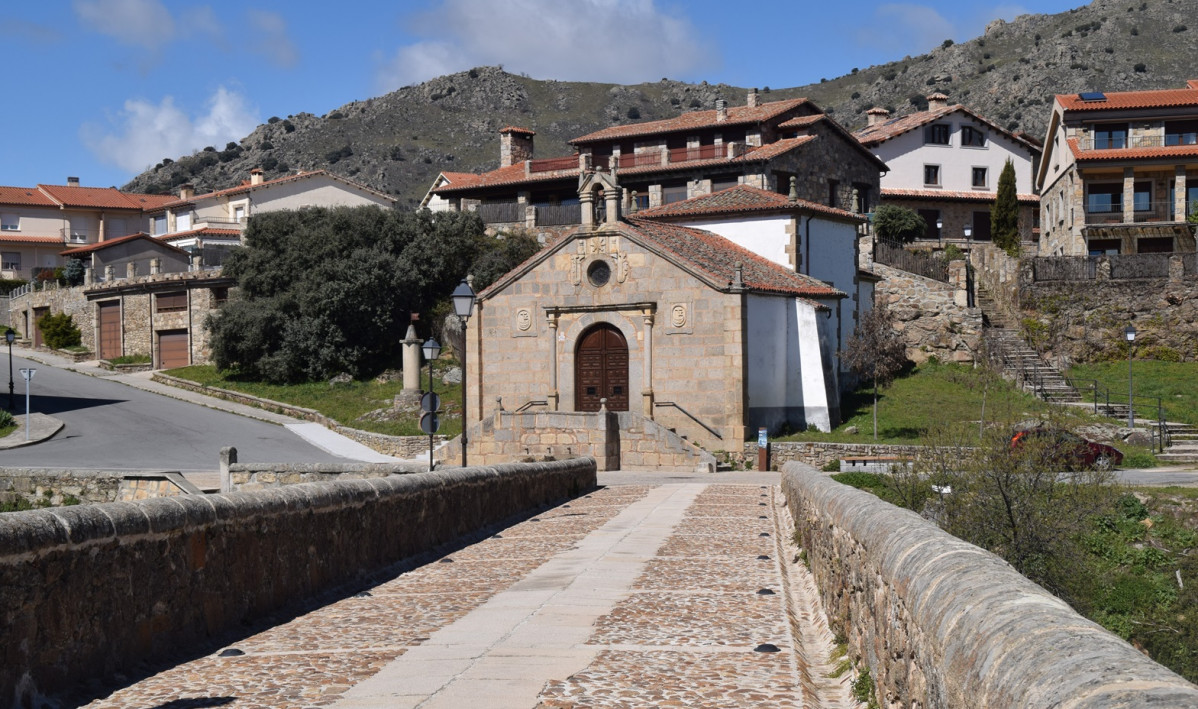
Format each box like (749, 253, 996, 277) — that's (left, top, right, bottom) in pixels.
(872, 110, 1035, 194)
(677, 214, 791, 267)
(745, 294, 832, 432)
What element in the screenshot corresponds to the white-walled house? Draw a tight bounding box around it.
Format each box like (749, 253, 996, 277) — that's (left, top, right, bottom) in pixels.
(633, 184, 870, 383)
(855, 94, 1041, 246)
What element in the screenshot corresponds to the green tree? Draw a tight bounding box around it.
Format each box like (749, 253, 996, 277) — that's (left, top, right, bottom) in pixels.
(63, 259, 85, 286)
(872, 204, 926, 243)
(37, 312, 81, 349)
(991, 159, 1021, 256)
(840, 301, 909, 440)
(206, 206, 537, 383)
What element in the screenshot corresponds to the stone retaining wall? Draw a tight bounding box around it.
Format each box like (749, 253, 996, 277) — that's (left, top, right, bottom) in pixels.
(0, 470, 124, 506)
(744, 441, 924, 470)
(0, 459, 596, 707)
(873, 262, 981, 365)
(781, 462, 1198, 707)
(227, 460, 428, 490)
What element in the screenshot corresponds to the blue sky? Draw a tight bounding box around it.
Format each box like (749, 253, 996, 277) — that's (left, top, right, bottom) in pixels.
(1, 0, 1081, 191)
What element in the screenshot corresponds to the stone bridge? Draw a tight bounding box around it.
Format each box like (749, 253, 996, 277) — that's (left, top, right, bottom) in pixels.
(2, 461, 1196, 708)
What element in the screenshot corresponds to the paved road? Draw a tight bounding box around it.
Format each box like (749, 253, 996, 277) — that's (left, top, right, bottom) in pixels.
(0, 354, 346, 471)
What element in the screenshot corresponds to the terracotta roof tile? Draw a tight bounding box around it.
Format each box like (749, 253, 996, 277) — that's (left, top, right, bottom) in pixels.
(881, 187, 1039, 204)
(37, 184, 148, 210)
(569, 98, 812, 144)
(1057, 83, 1198, 111)
(777, 114, 825, 131)
(626, 218, 842, 299)
(149, 170, 393, 211)
(0, 186, 57, 207)
(0, 234, 61, 245)
(854, 104, 1038, 152)
(1067, 136, 1198, 161)
(500, 126, 535, 135)
(61, 232, 186, 256)
(635, 184, 863, 221)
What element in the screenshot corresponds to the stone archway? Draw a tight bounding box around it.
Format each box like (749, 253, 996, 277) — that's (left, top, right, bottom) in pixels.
(574, 323, 629, 412)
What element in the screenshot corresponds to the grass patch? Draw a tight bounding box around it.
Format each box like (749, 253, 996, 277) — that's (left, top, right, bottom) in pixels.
(108, 353, 151, 365)
(166, 363, 463, 437)
(1069, 361, 1198, 425)
(778, 360, 1074, 445)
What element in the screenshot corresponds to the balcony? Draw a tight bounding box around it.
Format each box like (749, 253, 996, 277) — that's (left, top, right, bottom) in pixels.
(476, 202, 524, 224)
(528, 156, 579, 174)
(59, 227, 92, 244)
(668, 144, 721, 163)
(195, 217, 244, 229)
(1085, 201, 1190, 225)
(534, 203, 580, 227)
(616, 151, 664, 169)
(1078, 133, 1198, 150)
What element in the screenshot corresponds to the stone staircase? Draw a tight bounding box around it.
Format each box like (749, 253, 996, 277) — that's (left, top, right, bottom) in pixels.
(1159, 423, 1198, 464)
(977, 288, 1081, 405)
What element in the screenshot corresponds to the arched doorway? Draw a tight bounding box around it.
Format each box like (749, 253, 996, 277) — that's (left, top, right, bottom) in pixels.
(575, 323, 629, 412)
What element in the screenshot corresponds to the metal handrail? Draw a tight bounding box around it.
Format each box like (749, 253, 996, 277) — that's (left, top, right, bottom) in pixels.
(654, 401, 722, 440)
(513, 400, 548, 413)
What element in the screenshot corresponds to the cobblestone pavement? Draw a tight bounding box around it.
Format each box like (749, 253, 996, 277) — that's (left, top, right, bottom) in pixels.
(83, 482, 849, 708)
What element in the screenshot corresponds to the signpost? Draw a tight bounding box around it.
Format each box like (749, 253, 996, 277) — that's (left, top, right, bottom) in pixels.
(421, 387, 442, 471)
(18, 368, 35, 441)
(757, 427, 769, 472)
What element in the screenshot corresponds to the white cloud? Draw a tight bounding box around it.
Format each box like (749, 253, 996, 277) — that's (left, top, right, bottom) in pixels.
(377, 0, 711, 91)
(247, 9, 299, 68)
(73, 0, 174, 50)
(855, 4, 957, 56)
(82, 87, 259, 174)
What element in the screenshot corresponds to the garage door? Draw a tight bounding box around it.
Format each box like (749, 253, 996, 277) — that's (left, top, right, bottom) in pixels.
(158, 331, 189, 370)
(98, 301, 121, 360)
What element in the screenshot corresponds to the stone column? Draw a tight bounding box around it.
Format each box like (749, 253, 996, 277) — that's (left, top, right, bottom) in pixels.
(125, 262, 136, 279)
(1122, 167, 1135, 223)
(547, 311, 560, 411)
(83, 263, 92, 286)
(149, 257, 161, 275)
(1176, 166, 1188, 221)
(104, 265, 114, 282)
(605, 187, 620, 226)
(219, 446, 237, 494)
(641, 308, 654, 418)
(580, 190, 594, 228)
(397, 323, 422, 407)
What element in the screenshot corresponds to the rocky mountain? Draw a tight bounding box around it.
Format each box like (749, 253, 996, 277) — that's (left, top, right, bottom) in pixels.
(124, 0, 1198, 208)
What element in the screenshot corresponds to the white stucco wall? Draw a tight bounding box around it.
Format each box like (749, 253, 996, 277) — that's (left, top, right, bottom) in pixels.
(745, 294, 832, 433)
(676, 214, 792, 267)
(872, 110, 1035, 194)
(251, 176, 394, 212)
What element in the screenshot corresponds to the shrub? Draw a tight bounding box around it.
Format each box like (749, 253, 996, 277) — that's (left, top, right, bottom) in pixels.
(1175, 25, 1188, 32)
(1134, 63, 1147, 73)
(327, 111, 345, 120)
(37, 312, 81, 349)
(0, 409, 13, 427)
(872, 204, 927, 243)
(268, 116, 280, 124)
(941, 39, 954, 48)
(0, 278, 28, 295)
(260, 141, 274, 150)
(282, 120, 295, 133)
(822, 459, 841, 472)
(63, 259, 85, 286)
(626, 107, 640, 119)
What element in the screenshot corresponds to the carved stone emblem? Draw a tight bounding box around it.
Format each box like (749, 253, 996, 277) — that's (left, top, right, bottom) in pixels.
(516, 308, 532, 331)
(571, 240, 586, 285)
(671, 303, 687, 328)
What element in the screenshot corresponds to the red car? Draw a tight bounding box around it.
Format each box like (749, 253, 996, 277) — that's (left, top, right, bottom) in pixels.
(1010, 428, 1124, 471)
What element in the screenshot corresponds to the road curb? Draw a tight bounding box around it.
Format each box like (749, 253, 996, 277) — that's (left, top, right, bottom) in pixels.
(0, 413, 65, 449)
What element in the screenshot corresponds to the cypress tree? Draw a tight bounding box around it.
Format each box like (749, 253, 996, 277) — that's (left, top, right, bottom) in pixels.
(991, 159, 1020, 256)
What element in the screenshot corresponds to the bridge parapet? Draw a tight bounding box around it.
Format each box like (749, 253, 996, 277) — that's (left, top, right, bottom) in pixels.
(0, 459, 596, 708)
(782, 462, 1198, 708)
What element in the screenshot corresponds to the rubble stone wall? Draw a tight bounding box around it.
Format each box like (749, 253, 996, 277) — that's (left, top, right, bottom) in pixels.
(781, 462, 1198, 708)
(0, 459, 596, 706)
(872, 262, 982, 364)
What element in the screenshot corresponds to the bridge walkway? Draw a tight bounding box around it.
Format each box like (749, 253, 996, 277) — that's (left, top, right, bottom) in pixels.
(82, 471, 853, 709)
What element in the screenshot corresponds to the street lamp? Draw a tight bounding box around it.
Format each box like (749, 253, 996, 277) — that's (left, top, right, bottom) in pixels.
(452, 278, 477, 468)
(1125, 324, 1137, 429)
(963, 224, 973, 249)
(18, 367, 35, 441)
(5, 328, 14, 411)
(422, 337, 441, 472)
(936, 218, 943, 245)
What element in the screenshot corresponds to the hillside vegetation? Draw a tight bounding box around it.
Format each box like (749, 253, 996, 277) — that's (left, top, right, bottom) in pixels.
(124, 0, 1198, 208)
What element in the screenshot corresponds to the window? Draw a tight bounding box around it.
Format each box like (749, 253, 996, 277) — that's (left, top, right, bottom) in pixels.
(924, 124, 950, 145)
(0, 214, 18, 231)
(233, 206, 245, 222)
(587, 260, 611, 287)
(211, 287, 229, 305)
(1088, 239, 1121, 256)
(918, 209, 941, 240)
(772, 171, 795, 196)
(152, 215, 167, 235)
(1, 252, 20, 270)
(972, 211, 991, 240)
(972, 167, 988, 188)
(1164, 120, 1198, 146)
(1086, 183, 1122, 213)
(1133, 182, 1152, 211)
(827, 179, 840, 208)
(923, 164, 941, 186)
(1137, 237, 1173, 253)
(68, 220, 87, 242)
(661, 184, 688, 204)
(710, 175, 739, 193)
(1092, 123, 1127, 149)
(961, 126, 987, 147)
(156, 291, 188, 313)
(854, 185, 873, 213)
(176, 213, 192, 231)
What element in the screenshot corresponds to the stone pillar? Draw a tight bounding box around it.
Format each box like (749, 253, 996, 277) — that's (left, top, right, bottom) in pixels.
(1176, 166, 1188, 221)
(580, 189, 595, 228)
(219, 446, 237, 494)
(125, 262, 136, 279)
(104, 265, 114, 282)
(149, 257, 161, 275)
(192, 255, 202, 272)
(397, 323, 422, 407)
(83, 263, 92, 286)
(605, 187, 620, 226)
(641, 308, 654, 418)
(547, 311, 560, 411)
(1122, 167, 1135, 223)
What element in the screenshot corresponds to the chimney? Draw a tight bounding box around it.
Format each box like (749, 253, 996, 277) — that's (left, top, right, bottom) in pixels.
(716, 99, 728, 122)
(178, 183, 194, 200)
(927, 92, 949, 110)
(67, 177, 80, 187)
(499, 126, 536, 168)
(747, 88, 759, 108)
(866, 107, 891, 127)
(250, 168, 265, 186)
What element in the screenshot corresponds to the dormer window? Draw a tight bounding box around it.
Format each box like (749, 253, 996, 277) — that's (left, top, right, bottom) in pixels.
(924, 124, 950, 145)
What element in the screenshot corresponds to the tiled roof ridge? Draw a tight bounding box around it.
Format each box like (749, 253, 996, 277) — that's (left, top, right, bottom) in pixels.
(881, 187, 1039, 203)
(854, 103, 1037, 152)
(61, 231, 187, 256)
(634, 184, 863, 221)
(1056, 81, 1198, 110)
(569, 97, 810, 145)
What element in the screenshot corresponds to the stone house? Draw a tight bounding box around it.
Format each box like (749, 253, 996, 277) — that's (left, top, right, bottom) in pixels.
(60, 233, 192, 283)
(1037, 80, 1198, 257)
(463, 182, 847, 462)
(146, 169, 397, 266)
(854, 93, 1041, 249)
(422, 89, 886, 243)
(0, 180, 175, 281)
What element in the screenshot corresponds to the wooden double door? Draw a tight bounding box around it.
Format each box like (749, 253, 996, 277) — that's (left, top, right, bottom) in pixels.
(575, 323, 629, 412)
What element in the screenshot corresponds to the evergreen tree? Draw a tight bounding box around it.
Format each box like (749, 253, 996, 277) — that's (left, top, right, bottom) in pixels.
(872, 204, 926, 244)
(991, 159, 1020, 256)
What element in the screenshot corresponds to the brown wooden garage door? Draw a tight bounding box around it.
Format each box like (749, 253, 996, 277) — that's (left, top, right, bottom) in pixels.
(97, 302, 120, 360)
(158, 331, 189, 370)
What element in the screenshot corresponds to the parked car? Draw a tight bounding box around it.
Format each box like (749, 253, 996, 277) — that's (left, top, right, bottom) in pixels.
(1010, 428, 1123, 471)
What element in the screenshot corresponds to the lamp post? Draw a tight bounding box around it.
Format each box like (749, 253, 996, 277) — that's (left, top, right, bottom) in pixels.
(5, 328, 14, 411)
(18, 367, 35, 441)
(1125, 324, 1137, 429)
(422, 337, 441, 472)
(936, 218, 943, 246)
(452, 278, 477, 468)
(963, 224, 973, 249)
